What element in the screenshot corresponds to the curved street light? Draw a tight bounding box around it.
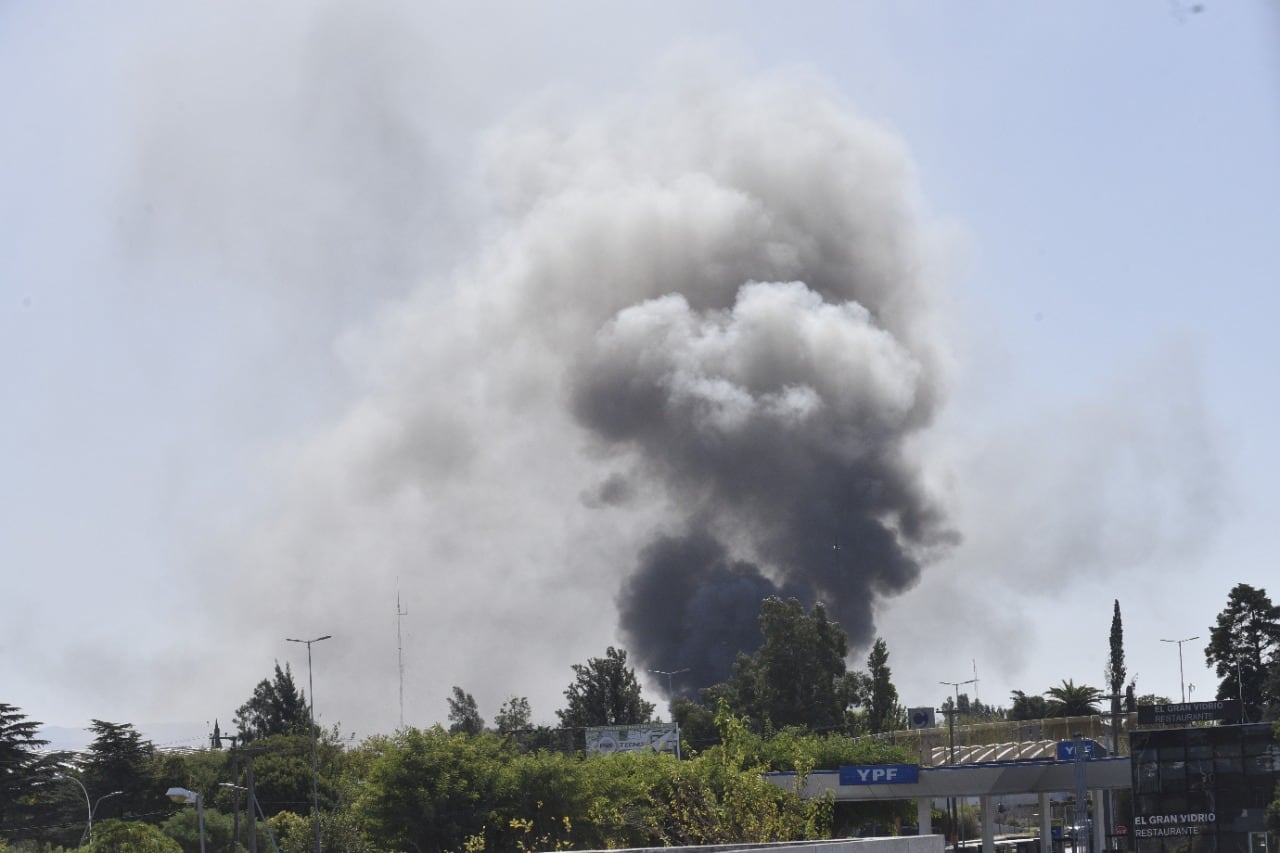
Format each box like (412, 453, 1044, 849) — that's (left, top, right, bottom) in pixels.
(167, 787, 206, 853)
(52, 774, 90, 848)
(52, 773, 123, 849)
(89, 790, 124, 846)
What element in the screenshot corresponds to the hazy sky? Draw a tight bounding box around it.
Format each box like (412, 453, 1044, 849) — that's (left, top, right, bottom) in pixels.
(3, 1, 1278, 750)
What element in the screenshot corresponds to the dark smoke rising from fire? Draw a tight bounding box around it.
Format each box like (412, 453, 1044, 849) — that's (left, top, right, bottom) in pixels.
(552, 73, 958, 695)
(173, 56, 959, 727)
(568, 213, 955, 695)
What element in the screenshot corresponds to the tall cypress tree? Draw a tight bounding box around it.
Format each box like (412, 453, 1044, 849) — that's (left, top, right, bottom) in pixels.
(1105, 600, 1126, 752)
(1106, 601, 1126, 710)
(866, 638, 899, 733)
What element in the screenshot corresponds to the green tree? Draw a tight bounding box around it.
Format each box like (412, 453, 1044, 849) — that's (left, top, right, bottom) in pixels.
(720, 597, 853, 732)
(233, 662, 310, 742)
(1008, 690, 1049, 720)
(447, 687, 484, 736)
(1205, 583, 1280, 721)
(1106, 600, 1127, 724)
(0, 704, 72, 847)
(493, 697, 531, 735)
(240, 731, 340, 819)
(159, 805, 247, 853)
(1044, 680, 1103, 716)
(82, 720, 160, 823)
(556, 647, 655, 730)
(865, 638, 901, 733)
(671, 696, 720, 754)
(87, 818, 182, 852)
(353, 727, 514, 853)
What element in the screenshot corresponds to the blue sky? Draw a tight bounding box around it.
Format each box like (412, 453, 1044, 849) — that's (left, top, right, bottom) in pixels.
(2, 1, 1277, 747)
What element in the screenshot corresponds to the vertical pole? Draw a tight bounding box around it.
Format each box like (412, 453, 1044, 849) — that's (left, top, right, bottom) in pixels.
(1237, 657, 1246, 722)
(1038, 793, 1052, 853)
(947, 706, 957, 845)
(197, 793, 206, 853)
(980, 794, 994, 853)
(306, 642, 322, 853)
(231, 748, 241, 849)
(246, 754, 258, 853)
(1177, 644, 1186, 703)
(289, 634, 330, 853)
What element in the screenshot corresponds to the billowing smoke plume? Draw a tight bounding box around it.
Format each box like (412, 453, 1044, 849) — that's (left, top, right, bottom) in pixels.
(552, 80, 957, 692)
(147, 50, 958, 729)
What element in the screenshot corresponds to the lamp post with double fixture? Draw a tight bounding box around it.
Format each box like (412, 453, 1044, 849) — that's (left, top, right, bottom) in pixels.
(288, 633, 332, 853)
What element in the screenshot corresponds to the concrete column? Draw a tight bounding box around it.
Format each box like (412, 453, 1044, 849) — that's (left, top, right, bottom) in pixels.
(1039, 792, 1053, 853)
(919, 798, 933, 836)
(981, 795, 995, 853)
(1091, 795, 1105, 853)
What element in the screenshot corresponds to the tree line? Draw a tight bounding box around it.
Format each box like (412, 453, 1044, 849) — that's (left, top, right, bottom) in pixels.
(3, 582, 1280, 851)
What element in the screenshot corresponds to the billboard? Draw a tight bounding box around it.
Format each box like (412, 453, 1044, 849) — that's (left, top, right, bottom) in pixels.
(585, 725, 678, 756)
(907, 707, 936, 729)
(1136, 700, 1241, 726)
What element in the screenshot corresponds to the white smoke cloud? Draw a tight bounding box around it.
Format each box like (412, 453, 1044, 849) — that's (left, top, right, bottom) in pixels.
(157, 46, 959, 732)
(4, 1, 1228, 736)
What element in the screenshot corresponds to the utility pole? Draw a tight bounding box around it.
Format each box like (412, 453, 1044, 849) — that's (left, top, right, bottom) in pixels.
(234, 745, 271, 853)
(219, 732, 241, 847)
(940, 678, 977, 851)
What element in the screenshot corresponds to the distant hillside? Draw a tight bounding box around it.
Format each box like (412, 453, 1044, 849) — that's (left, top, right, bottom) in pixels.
(38, 722, 210, 754)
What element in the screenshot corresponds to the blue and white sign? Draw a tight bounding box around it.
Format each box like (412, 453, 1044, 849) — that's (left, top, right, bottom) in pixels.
(1057, 739, 1100, 761)
(839, 764, 920, 785)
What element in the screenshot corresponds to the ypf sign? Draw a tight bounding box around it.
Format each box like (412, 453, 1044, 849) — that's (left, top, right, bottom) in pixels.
(839, 764, 920, 785)
(1057, 739, 1101, 761)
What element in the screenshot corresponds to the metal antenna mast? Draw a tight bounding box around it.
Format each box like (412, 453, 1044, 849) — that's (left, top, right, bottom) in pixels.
(396, 589, 408, 729)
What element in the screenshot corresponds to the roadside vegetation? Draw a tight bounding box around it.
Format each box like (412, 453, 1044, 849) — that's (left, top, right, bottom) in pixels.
(3, 584, 1278, 852)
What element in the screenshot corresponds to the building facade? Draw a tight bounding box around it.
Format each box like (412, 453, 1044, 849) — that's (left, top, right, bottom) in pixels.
(1130, 723, 1278, 853)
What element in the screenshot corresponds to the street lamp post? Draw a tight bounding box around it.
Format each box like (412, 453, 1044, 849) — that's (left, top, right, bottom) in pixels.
(1160, 636, 1199, 703)
(89, 790, 124, 845)
(167, 787, 205, 853)
(650, 667, 690, 699)
(53, 773, 90, 848)
(288, 633, 331, 853)
(1236, 656, 1247, 722)
(52, 772, 120, 848)
(940, 678, 977, 851)
(649, 668, 690, 760)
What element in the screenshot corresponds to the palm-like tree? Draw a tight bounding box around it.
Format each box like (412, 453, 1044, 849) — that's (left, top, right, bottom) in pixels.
(1044, 679, 1104, 716)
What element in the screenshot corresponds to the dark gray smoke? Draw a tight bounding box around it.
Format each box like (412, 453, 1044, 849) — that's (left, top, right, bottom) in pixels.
(163, 55, 960, 730)
(575, 285, 954, 693)
(556, 73, 959, 695)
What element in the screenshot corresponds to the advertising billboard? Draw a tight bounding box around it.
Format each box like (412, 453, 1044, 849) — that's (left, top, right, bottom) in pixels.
(585, 725, 679, 756)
